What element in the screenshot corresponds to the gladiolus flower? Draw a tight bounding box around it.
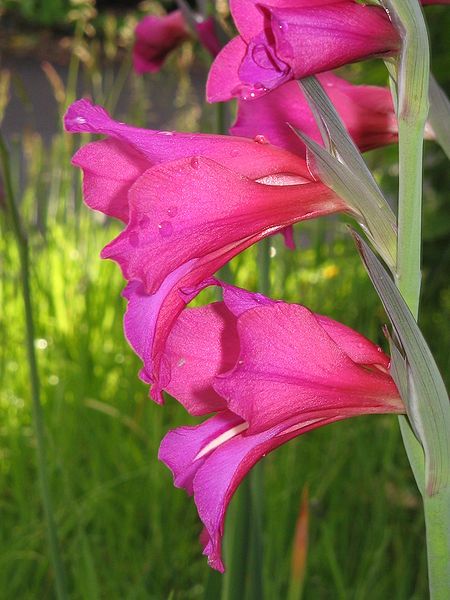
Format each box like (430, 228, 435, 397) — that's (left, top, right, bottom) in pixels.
(158, 282, 403, 571)
(207, 0, 402, 101)
(133, 9, 220, 75)
(65, 99, 349, 402)
(196, 17, 222, 57)
(231, 72, 398, 156)
(133, 11, 189, 74)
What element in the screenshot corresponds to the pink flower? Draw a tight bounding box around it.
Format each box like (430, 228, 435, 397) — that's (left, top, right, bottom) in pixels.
(196, 17, 222, 57)
(231, 72, 398, 156)
(133, 11, 189, 74)
(133, 9, 221, 74)
(207, 0, 402, 101)
(158, 282, 403, 571)
(64, 99, 348, 402)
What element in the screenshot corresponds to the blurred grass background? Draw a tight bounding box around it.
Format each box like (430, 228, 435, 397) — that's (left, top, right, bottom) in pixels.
(0, 1, 449, 598)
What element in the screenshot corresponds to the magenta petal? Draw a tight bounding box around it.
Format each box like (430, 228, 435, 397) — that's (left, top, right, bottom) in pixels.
(101, 156, 342, 294)
(65, 99, 311, 181)
(231, 73, 397, 156)
(121, 237, 273, 401)
(221, 281, 277, 317)
(160, 409, 339, 571)
(268, 3, 400, 81)
(196, 18, 222, 57)
(163, 303, 240, 415)
(316, 314, 390, 369)
(72, 139, 149, 222)
(132, 11, 189, 74)
(122, 260, 197, 403)
(159, 411, 244, 495)
(237, 28, 291, 95)
(230, 0, 328, 41)
(206, 36, 248, 103)
(281, 225, 296, 249)
(214, 303, 402, 432)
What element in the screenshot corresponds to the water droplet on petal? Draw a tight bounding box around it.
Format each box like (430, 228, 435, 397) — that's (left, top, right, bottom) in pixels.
(167, 206, 178, 217)
(190, 157, 200, 169)
(75, 116, 86, 124)
(377, 346, 383, 353)
(158, 220, 173, 238)
(278, 21, 289, 32)
(231, 83, 268, 101)
(177, 358, 186, 367)
(254, 134, 269, 144)
(129, 232, 140, 247)
(238, 359, 244, 365)
(158, 130, 174, 136)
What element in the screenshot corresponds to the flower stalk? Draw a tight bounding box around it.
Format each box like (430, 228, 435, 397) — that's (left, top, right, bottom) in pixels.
(0, 133, 68, 600)
(383, 0, 450, 596)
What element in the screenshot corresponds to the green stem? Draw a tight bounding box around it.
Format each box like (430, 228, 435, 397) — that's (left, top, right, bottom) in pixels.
(384, 0, 450, 596)
(424, 488, 450, 599)
(0, 134, 68, 599)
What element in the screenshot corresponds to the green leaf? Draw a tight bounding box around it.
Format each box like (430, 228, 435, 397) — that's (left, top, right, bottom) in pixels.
(294, 77, 397, 270)
(354, 232, 450, 496)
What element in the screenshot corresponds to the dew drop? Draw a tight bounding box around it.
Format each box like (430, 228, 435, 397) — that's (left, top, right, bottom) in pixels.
(158, 130, 174, 136)
(177, 358, 186, 368)
(254, 134, 269, 144)
(158, 220, 173, 238)
(75, 116, 86, 124)
(231, 83, 268, 101)
(278, 21, 289, 32)
(129, 232, 140, 247)
(190, 157, 200, 170)
(238, 359, 244, 365)
(377, 346, 383, 353)
(167, 206, 178, 217)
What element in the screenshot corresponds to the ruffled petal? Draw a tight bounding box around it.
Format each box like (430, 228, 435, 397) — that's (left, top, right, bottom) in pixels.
(160, 409, 337, 571)
(231, 73, 397, 156)
(101, 157, 342, 294)
(163, 303, 240, 415)
(268, 3, 400, 81)
(65, 99, 311, 180)
(206, 36, 248, 103)
(72, 139, 149, 222)
(214, 302, 402, 432)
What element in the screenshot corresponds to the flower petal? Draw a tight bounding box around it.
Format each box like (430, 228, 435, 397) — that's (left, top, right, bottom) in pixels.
(231, 73, 397, 156)
(133, 11, 189, 74)
(214, 302, 402, 432)
(159, 409, 338, 571)
(101, 157, 342, 294)
(268, 3, 400, 81)
(72, 139, 149, 221)
(163, 303, 240, 415)
(65, 99, 311, 182)
(158, 411, 245, 495)
(206, 36, 248, 103)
